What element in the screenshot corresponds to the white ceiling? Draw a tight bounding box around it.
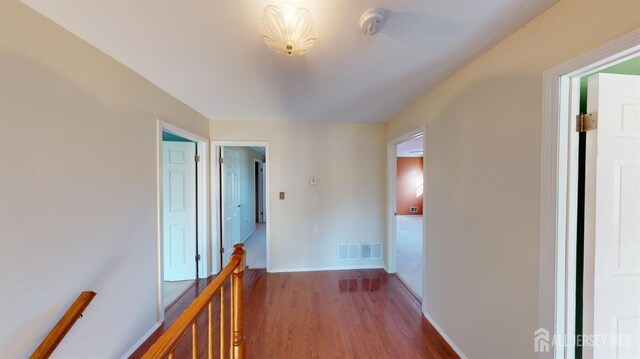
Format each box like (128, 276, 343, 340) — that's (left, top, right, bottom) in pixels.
(397, 135, 424, 157)
(24, 0, 555, 123)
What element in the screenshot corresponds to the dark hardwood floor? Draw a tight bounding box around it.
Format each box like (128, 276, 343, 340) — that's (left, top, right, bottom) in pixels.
(131, 269, 458, 359)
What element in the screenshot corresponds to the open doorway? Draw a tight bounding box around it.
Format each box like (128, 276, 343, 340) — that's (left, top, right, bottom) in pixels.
(157, 121, 210, 314)
(215, 143, 269, 270)
(395, 135, 424, 299)
(540, 32, 639, 359)
(387, 129, 425, 301)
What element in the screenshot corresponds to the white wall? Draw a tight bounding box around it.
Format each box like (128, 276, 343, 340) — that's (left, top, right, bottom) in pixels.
(0, 1, 209, 357)
(211, 120, 386, 272)
(227, 146, 265, 241)
(385, 0, 640, 358)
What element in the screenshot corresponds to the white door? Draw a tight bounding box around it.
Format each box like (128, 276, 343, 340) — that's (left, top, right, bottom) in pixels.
(222, 147, 241, 266)
(162, 141, 197, 281)
(584, 73, 640, 359)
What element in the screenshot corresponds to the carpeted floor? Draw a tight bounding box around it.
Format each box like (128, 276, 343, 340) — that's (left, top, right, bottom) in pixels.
(163, 279, 195, 308)
(396, 215, 423, 299)
(243, 223, 266, 268)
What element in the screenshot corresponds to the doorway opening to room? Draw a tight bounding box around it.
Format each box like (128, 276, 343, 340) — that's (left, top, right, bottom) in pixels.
(213, 142, 269, 271)
(541, 33, 639, 359)
(573, 56, 640, 359)
(158, 122, 210, 312)
(387, 129, 425, 301)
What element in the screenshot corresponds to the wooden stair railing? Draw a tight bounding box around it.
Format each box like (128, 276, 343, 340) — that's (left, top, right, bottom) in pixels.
(30, 291, 97, 359)
(143, 243, 246, 359)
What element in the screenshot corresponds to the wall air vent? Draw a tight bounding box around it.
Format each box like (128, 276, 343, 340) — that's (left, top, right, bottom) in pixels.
(360, 243, 382, 260)
(338, 243, 383, 260)
(337, 243, 360, 260)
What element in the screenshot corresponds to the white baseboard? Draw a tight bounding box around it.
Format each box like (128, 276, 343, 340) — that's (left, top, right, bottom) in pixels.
(269, 265, 383, 273)
(423, 311, 468, 359)
(120, 320, 162, 359)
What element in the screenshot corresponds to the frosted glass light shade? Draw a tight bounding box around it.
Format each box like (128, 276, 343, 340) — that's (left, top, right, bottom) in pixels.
(259, 2, 317, 56)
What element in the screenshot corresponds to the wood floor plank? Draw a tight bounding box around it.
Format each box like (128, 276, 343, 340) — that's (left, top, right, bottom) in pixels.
(243, 269, 458, 359)
(131, 269, 458, 359)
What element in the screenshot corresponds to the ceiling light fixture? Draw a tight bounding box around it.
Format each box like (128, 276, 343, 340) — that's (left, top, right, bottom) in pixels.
(259, 2, 317, 56)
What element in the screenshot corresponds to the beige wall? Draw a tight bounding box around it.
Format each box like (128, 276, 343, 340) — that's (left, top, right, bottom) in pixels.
(0, 1, 209, 357)
(386, 0, 640, 358)
(211, 120, 386, 271)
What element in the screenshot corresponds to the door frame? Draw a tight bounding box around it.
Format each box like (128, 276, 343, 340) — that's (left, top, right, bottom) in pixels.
(539, 29, 640, 359)
(386, 127, 426, 299)
(156, 120, 210, 320)
(253, 158, 266, 224)
(211, 141, 271, 273)
(220, 146, 241, 266)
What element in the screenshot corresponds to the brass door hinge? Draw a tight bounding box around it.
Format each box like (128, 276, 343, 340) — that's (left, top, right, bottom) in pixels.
(194, 154, 200, 162)
(576, 112, 598, 132)
(219, 157, 224, 164)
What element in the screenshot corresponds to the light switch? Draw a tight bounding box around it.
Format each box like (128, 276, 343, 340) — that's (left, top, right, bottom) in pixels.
(309, 176, 319, 186)
(279, 192, 285, 200)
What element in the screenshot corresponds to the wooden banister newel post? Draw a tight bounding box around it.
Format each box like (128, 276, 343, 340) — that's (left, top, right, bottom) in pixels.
(142, 243, 246, 359)
(231, 243, 246, 359)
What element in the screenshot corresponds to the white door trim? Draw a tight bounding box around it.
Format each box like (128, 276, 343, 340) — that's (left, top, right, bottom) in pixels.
(156, 120, 210, 321)
(253, 158, 265, 224)
(211, 141, 271, 273)
(386, 127, 426, 295)
(539, 29, 640, 359)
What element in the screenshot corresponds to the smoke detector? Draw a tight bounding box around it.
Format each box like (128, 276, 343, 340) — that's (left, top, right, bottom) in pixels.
(359, 8, 385, 36)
